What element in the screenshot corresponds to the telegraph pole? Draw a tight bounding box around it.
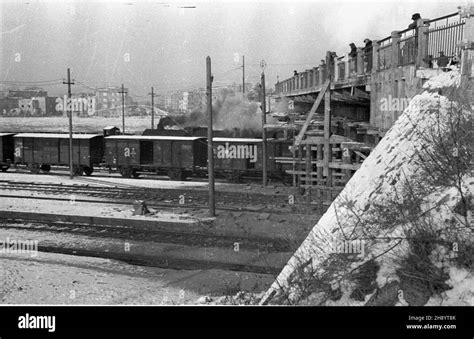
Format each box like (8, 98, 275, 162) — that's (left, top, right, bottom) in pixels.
(242, 55, 245, 94)
(119, 84, 127, 134)
(150, 87, 155, 129)
(260, 60, 267, 187)
(206, 56, 215, 217)
(63, 68, 75, 179)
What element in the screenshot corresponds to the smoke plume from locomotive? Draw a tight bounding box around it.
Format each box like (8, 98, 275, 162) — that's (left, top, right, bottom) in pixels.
(162, 89, 262, 133)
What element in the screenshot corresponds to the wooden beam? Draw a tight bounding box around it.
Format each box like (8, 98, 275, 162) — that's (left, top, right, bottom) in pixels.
(354, 150, 368, 160)
(290, 79, 330, 153)
(297, 144, 303, 187)
(323, 89, 331, 177)
(286, 161, 361, 171)
(305, 145, 312, 204)
(352, 87, 370, 100)
(340, 141, 373, 152)
(331, 91, 369, 103)
(292, 146, 296, 186)
(303, 134, 353, 145)
(301, 185, 344, 191)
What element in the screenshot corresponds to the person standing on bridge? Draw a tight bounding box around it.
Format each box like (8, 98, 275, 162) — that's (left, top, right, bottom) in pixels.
(364, 39, 372, 49)
(408, 13, 421, 29)
(363, 39, 373, 71)
(437, 51, 450, 71)
(407, 13, 423, 62)
(349, 43, 357, 58)
(349, 43, 358, 73)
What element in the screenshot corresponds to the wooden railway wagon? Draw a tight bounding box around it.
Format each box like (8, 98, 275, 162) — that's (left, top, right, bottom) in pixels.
(104, 135, 207, 180)
(213, 137, 293, 183)
(0, 133, 15, 172)
(13, 133, 104, 175)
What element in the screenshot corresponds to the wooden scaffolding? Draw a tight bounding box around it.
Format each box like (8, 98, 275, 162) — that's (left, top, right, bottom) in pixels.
(275, 74, 374, 207)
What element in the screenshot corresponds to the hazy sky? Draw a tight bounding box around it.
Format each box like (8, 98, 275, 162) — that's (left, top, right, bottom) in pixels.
(0, 0, 464, 99)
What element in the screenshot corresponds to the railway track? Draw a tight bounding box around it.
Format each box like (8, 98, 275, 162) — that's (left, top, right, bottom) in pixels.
(0, 179, 320, 214)
(0, 219, 292, 252)
(0, 175, 310, 274)
(11, 166, 283, 185)
(0, 220, 288, 275)
(0, 193, 307, 217)
(37, 246, 282, 275)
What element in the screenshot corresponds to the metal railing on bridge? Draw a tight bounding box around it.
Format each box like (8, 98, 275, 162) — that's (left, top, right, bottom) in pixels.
(398, 28, 417, 66)
(426, 12, 465, 63)
(378, 37, 393, 70)
(274, 9, 468, 97)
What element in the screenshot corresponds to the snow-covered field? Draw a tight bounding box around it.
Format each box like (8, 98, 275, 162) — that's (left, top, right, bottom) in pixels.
(0, 116, 156, 134)
(0, 252, 272, 305)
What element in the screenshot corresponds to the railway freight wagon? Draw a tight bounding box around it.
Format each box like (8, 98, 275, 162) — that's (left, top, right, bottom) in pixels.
(213, 137, 292, 183)
(104, 135, 207, 180)
(13, 133, 104, 175)
(0, 133, 15, 172)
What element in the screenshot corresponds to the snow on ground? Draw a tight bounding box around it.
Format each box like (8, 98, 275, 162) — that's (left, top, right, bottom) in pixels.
(1, 171, 211, 189)
(0, 172, 318, 240)
(262, 69, 473, 305)
(0, 172, 106, 187)
(425, 266, 474, 306)
(422, 67, 462, 90)
(0, 227, 290, 270)
(1, 170, 295, 195)
(0, 116, 156, 134)
(0, 251, 273, 305)
(81, 175, 210, 189)
(0, 196, 200, 223)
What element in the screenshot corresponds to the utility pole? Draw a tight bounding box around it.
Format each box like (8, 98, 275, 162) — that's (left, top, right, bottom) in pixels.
(119, 84, 127, 134)
(150, 86, 155, 129)
(206, 56, 215, 217)
(260, 60, 267, 187)
(63, 68, 75, 179)
(242, 55, 245, 95)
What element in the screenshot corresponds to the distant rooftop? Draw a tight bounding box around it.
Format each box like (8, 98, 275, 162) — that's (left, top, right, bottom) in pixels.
(14, 133, 102, 139)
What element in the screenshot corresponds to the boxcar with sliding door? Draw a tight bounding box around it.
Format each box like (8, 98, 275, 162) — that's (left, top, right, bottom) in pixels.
(212, 137, 292, 183)
(0, 133, 15, 172)
(13, 133, 103, 175)
(104, 135, 207, 180)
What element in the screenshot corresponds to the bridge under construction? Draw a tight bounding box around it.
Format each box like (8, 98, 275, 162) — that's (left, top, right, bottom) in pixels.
(269, 6, 474, 205)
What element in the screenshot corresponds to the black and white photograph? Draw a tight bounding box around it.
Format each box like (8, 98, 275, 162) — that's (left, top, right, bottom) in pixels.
(0, 0, 473, 334)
